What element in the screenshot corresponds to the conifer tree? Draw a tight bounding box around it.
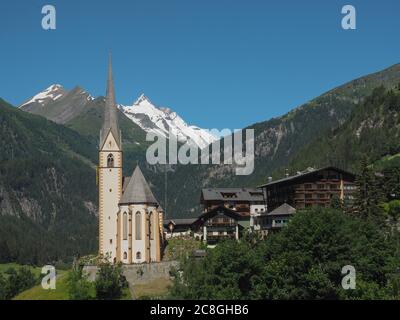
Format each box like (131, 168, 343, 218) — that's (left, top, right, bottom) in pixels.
(353, 157, 385, 220)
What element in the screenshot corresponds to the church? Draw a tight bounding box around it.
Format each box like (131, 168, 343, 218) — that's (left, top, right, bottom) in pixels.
(98, 57, 163, 264)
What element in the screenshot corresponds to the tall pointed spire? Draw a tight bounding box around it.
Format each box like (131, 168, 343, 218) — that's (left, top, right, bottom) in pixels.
(100, 53, 121, 148)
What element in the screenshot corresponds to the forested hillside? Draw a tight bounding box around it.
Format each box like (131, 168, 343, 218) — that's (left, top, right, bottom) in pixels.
(166, 64, 400, 217)
(283, 84, 400, 176)
(0, 99, 98, 264)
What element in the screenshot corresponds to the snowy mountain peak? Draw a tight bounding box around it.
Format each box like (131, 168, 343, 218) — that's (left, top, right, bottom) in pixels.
(19, 84, 66, 108)
(19, 85, 217, 148)
(134, 93, 151, 105)
(48, 84, 63, 90)
(121, 94, 217, 148)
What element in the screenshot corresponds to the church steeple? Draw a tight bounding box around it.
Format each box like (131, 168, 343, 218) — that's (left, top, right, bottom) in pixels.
(100, 54, 121, 149)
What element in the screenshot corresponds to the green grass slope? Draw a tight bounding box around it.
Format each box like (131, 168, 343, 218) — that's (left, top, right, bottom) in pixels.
(13, 270, 69, 300)
(13, 269, 132, 300)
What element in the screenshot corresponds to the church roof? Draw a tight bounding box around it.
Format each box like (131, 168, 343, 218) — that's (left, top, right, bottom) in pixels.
(119, 165, 158, 205)
(122, 176, 131, 193)
(100, 54, 121, 149)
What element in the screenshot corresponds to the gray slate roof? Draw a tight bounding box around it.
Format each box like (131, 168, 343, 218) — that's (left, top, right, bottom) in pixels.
(258, 166, 355, 188)
(164, 218, 198, 226)
(122, 176, 131, 193)
(266, 203, 296, 216)
(201, 188, 264, 202)
(119, 165, 158, 205)
(100, 55, 121, 149)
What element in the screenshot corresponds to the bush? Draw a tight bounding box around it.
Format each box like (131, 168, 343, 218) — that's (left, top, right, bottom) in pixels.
(1, 267, 36, 299)
(67, 267, 94, 300)
(0, 274, 7, 300)
(94, 261, 128, 300)
(387, 200, 400, 222)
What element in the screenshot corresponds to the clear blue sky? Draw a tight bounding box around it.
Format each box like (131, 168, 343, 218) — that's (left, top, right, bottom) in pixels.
(0, 0, 399, 130)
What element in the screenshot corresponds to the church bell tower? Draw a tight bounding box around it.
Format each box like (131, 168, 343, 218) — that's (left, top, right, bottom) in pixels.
(98, 55, 122, 262)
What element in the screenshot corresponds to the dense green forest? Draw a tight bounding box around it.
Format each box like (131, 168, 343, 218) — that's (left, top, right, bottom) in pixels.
(280, 84, 400, 177)
(0, 99, 98, 264)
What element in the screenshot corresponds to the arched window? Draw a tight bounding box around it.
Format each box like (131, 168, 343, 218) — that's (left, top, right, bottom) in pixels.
(136, 252, 141, 260)
(149, 212, 155, 240)
(123, 252, 127, 260)
(135, 212, 141, 240)
(107, 154, 114, 167)
(123, 212, 128, 240)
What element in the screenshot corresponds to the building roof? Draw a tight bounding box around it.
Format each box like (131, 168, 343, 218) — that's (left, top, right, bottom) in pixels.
(201, 188, 264, 202)
(265, 203, 296, 216)
(100, 55, 121, 149)
(258, 166, 356, 188)
(119, 165, 158, 205)
(164, 218, 198, 227)
(122, 176, 131, 193)
(198, 205, 247, 221)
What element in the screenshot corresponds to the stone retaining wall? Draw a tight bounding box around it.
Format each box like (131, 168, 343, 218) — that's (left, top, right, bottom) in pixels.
(83, 260, 179, 284)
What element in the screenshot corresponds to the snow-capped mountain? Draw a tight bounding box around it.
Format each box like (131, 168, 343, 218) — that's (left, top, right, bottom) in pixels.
(19, 84, 67, 110)
(19, 85, 216, 148)
(19, 84, 94, 124)
(120, 94, 218, 148)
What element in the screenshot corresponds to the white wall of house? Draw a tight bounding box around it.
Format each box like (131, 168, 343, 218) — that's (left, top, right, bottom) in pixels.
(250, 204, 266, 229)
(250, 204, 266, 215)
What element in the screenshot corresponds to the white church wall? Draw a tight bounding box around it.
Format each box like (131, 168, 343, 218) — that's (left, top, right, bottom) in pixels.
(99, 132, 122, 262)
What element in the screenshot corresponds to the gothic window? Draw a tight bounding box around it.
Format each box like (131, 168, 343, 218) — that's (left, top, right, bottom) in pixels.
(136, 252, 141, 260)
(123, 252, 127, 260)
(123, 212, 128, 240)
(107, 154, 114, 167)
(135, 212, 141, 240)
